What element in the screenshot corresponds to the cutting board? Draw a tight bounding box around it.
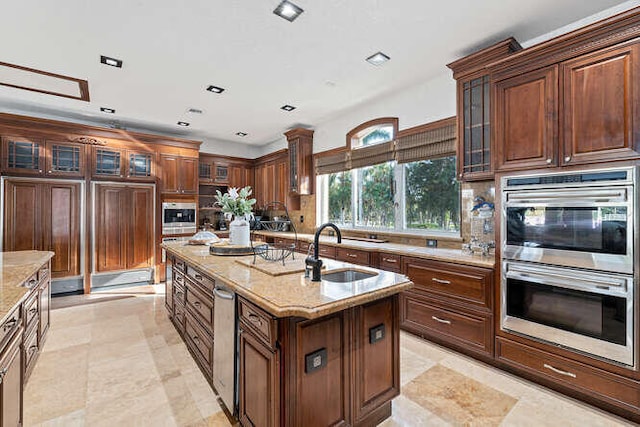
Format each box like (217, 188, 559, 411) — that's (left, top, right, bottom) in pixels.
(235, 256, 324, 276)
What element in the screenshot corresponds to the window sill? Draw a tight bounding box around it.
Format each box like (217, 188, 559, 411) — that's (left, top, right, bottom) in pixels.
(329, 226, 462, 242)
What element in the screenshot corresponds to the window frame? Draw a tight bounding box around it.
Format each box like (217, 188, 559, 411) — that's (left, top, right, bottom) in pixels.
(346, 117, 398, 150)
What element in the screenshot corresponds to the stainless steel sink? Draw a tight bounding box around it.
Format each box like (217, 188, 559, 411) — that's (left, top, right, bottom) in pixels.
(321, 269, 378, 283)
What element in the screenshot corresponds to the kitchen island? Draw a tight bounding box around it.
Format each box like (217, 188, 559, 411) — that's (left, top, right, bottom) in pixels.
(162, 242, 413, 427)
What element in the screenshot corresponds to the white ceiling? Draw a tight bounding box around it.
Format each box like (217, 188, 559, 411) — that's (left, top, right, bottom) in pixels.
(0, 0, 632, 146)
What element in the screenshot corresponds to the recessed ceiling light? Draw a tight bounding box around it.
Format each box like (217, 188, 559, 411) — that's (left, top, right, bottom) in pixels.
(206, 85, 225, 94)
(100, 107, 116, 114)
(100, 55, 123, 68)
(281, 104, 296, 112)
(187, 108, 203, 114)
(366, 51, 390, 66)
(177, 121, 190, 127)
(273, 0, 304, 22)
(236, 132, 247, 137)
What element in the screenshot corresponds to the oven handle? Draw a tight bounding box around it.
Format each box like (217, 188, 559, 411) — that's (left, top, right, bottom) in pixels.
(505, 265, 629, 295)
(506, 188, 627, 204)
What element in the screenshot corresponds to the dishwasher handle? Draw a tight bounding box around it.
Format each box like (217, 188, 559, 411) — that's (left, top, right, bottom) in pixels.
(214, 286, 235, 300)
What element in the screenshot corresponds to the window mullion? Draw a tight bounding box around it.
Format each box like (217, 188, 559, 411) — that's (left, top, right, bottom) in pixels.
(394, 164, 404, 230)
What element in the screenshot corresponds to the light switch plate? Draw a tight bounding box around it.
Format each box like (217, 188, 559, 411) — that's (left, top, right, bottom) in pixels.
(426, 239, 437, 248)
(305, 348, 327, 373)
(369, 324, 385, 344)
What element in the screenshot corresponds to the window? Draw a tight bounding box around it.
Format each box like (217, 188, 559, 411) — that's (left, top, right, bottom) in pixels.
(321, 155, 459, 233)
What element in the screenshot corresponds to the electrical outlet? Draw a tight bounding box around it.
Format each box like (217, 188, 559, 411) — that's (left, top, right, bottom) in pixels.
(426, 239, 437, 248)
(368, 233, 378, 240)
(300, 215, 304, 223)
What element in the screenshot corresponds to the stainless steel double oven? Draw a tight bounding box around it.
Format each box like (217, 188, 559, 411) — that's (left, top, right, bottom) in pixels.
(501, 167, 637, 368)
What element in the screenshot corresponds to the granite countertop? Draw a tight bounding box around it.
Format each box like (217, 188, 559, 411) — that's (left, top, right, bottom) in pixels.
(163, 243, 413, 319)
(254, 231, 495, 269)
(0, 251, 55, 324)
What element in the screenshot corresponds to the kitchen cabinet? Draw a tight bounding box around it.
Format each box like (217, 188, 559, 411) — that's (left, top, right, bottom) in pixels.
(161, 155, 198, 194)
(199, 158, 213, 183)
(336, 247, 370, 266)
(1, 135, 45, 176)
(126, 151, 155, 181)
(0, 329, 23, 427)
(284, 128, 314, 195)
(94, 184, 154, 273)
(46, 141, 85, 177)
(228, 163, 254, 189)
(39, 275, 51, 343)
(92, 146, 126, 178)
(561, 42, 640, 166)
(447, 38, 521, 180)
(494, 65, 558, 171)
(400, 258, 494, 360)
(254, 161, 276, 209)
(3, 179, 81, 279)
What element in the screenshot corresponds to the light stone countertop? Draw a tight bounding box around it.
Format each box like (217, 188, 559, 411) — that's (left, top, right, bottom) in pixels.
(254, 231, 496, 269)
(163, 243, 413, 319)
(0, 251, 54, 325)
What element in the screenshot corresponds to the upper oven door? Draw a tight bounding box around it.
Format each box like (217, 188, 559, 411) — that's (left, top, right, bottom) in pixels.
(502, 186, 633, 274)
(162, 203, 196, 226)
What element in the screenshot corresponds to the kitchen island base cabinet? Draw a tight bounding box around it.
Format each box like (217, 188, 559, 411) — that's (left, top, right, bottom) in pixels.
(0, 329, 23, 427)
(238, 295, 399, 427)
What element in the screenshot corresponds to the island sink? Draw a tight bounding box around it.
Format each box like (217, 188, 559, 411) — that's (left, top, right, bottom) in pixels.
(321, 269, 378, 283)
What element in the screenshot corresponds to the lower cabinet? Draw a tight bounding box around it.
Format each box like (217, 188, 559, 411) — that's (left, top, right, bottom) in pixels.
(0, 329, 23, 427)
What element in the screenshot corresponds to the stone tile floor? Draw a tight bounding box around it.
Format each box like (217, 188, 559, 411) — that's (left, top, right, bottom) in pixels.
(24, 285, 635, 426)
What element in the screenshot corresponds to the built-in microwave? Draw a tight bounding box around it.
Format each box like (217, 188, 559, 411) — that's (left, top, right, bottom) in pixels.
(501, 167, 636, 274)
(162, 202, 196, 235)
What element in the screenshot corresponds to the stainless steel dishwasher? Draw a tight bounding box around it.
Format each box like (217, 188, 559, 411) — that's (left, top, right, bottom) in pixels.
(212, 284, 237, 413)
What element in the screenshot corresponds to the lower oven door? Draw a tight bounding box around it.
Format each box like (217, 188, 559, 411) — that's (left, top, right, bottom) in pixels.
(501, 261, 635, 368)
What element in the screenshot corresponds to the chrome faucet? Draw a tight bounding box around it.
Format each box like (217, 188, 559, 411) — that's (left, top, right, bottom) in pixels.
(305, 223, 342, 282)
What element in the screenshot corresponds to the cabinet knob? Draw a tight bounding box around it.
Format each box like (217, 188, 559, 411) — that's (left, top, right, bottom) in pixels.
(546, 158, 552, 164)
(564, 156, 571, 163)
(38, 170, 43, 173)
(48, 170, 52, 174)
(120, 174, 123, 178)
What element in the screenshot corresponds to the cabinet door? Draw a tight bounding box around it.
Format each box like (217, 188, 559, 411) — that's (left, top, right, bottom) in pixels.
(127, 151, 154, 181)
(93, 146, 126, 178)
(179, 157, 198, 194)
(215, 163, 229, 184)
(0, 331, 23, 427)
(46, 141, 84, 177)
(161, 155, 179, 192)
(562, 43, 640, 166)
(95, 185, 128, 272)
(39, 278, 51, 342)
(244, 167, 255, 191)
(239, 330, 280, 427)
(458, 75, 492, 180)
(289, 140, 299, 193)
(127, 186, 154, 269)
(495, 65, 558, 171)
(1, 136, 44, 175)
(275, 159, 288, 204)
(165, 264, 174, 312)
(3, 180, 42, 251)
(228, 165, 243, 188)
(199, 160, 213, 182)
(42, 182, 81, 278)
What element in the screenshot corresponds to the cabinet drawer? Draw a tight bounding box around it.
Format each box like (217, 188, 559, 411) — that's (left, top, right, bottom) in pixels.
(186, 265, 215, 292)
(23, 291, 39, 333)
(401, 294, 492, 355)
(298, 240, 312, 254)
(173, 302, 186, 335)
(496, 337, 640, 411)
(403, 258, 492, 310)
(186, 281, 214, 334)
(24, 272, 39, 289)
(0, 307, 21, 347)
(23, 325, 39, 380)
(378, 253, 402, 273)
(38, 263, 50, 283)
(317, 244, 336, 259)
(274, 237, 294, 247)
(336, 247, 370, 265)
(239, 298, 277, 348)
(173, 275, 186, 305)
(172, 256, 186, 273)
(185, 311, 214, 373)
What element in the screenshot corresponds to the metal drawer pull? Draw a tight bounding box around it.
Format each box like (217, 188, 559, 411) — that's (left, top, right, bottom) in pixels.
(193, 301, 201, 308)
(195, 274, 203, 281)
(383, 258, 397, 263)
(543, 363, 576, 378)
(3, 319, 17, 332)
(29, 308, 38, 314)
(432, 278, 451, 285)
(29, 345, 38, 354)
(248, 313, 263, 326)
(347, 254, 358, 258)
(192, 335, 200, 344)
(431, 316, 451, 325)
(28, 279, 38, 287)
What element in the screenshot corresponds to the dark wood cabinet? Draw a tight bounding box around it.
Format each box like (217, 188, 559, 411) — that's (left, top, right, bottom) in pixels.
(45, 141, 84, 177)
(400, 257, 494, 360)
(447, 38, 521, 181)
(284, 128, 314, 195)
(161, 155, 198, 194)
(228, 163, 254, 189)
(3, 179, 81, 279)
(92, 146, 126, 178)
(39, 278, 50, 343)
(1, 136, 45, 175)
(0, 330, 23, 427)
(494, 65, 559, 171)
(126, 150, 154, 181)
(95, 184, 154, 273)
(336, 247, 370, 266)
(561, 42, 640, 166)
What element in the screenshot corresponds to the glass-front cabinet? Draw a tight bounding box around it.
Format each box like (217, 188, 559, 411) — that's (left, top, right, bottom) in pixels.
(93, 147, 125, 178)
(127, 151, 154, 180)
(2, 136, 45, 175)
(46, 141, 84, 177)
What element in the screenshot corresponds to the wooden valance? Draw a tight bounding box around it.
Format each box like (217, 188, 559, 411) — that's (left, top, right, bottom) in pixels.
(395, 120, 456, 164)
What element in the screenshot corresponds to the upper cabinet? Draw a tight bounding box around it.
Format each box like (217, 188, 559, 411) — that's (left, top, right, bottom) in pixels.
(161, 154, 198, 194)
(1, 137, 85, 177)
(561, 42, 640, 166)
(284, 128, 314, 195)
(199, 155, 230, 184)
(92, 146, 154, 181)
(447, 38, 522, 181)
(494, 65, 559, 171)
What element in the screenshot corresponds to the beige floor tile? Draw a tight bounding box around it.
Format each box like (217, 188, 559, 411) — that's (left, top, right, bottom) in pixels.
(400, 331, 455, 362)
(400, 346, 436, 386)
(39, 409, 85, 427)
(40, 323, 91, 352)
(380, 395, 451, 427)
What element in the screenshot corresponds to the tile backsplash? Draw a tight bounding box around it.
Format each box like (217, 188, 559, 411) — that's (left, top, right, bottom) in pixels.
(460, 181, 495, 245)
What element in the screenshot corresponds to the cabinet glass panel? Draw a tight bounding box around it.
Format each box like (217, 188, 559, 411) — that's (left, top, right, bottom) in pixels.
(51, 144, 80, 173)
(8, 140, 41, 170)
(199, 162, 211, 179)
(461, 74, 491, 174)
(216, 165, 228, 181)
(95, 149, 121, 176)
(289, 141, 298, 191)
(129, 153, 152, 177)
